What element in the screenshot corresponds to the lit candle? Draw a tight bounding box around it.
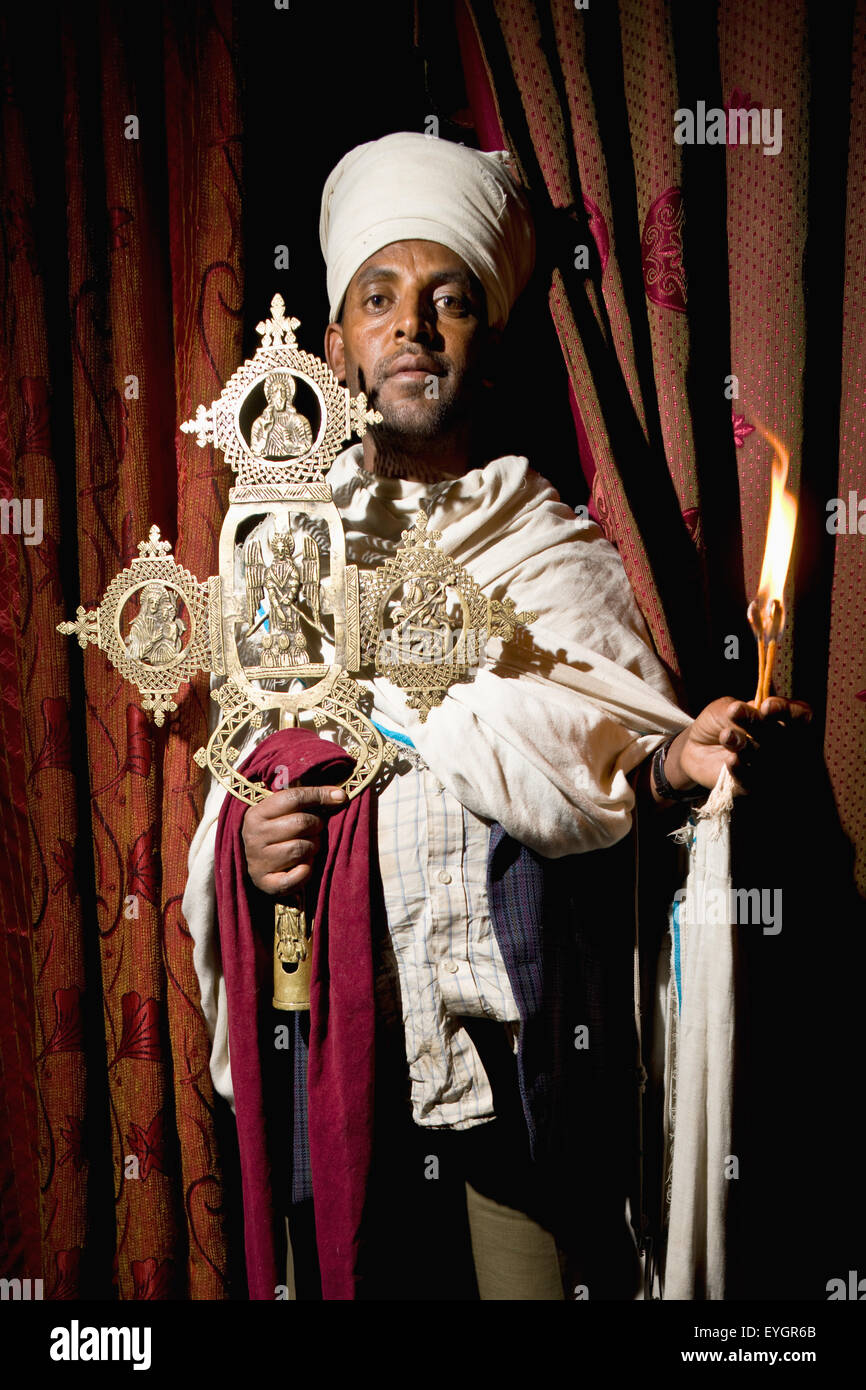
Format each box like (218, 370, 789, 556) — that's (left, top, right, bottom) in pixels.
(693, 429, 799, 823)
(749, 429, 798, 707)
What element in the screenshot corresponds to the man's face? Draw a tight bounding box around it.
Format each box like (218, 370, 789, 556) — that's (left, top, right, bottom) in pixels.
(324, 240, 490, 445)
(271, 383, 287, 411)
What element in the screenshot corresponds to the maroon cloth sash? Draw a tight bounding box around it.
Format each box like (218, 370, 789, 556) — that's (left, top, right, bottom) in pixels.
(214, 728, 375, 1300)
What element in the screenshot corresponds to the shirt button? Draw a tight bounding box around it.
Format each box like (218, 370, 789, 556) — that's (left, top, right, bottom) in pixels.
(444, 960, 459, 974)
(438, 869, 452, 884)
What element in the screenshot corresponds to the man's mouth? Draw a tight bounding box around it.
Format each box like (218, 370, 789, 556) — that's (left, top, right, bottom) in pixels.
(382, 354, 445, 381)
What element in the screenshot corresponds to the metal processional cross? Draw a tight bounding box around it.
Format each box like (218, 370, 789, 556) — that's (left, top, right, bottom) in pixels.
(59, 295, 534, 1010)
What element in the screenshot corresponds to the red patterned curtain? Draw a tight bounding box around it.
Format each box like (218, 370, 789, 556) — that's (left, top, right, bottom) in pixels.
(454, 0, 865, 1294)
(0, 0, 241, 1298)
(458, 0, 866, 896)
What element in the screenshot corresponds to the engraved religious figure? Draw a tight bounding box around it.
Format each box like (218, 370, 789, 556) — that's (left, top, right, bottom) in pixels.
(389, 573, 460, 662)
(249, 371, 313, 460)
(244, 526, 324, 669)
(125, 582, 186, 665)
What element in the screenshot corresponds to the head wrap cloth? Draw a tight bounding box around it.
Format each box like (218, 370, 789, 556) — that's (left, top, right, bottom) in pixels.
(319, 131, 535, 330)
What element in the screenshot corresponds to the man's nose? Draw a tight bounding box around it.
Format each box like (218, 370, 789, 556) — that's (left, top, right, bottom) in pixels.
(393, 291, 436, 343)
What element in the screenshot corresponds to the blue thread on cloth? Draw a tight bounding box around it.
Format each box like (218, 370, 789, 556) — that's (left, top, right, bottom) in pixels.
(672, 897, 683, 1014)
(371, 720, 416, 749)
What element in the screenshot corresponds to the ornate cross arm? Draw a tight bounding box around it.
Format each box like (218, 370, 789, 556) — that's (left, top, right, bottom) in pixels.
(358, 510, 536, 721)
(57, 526, 219, 727)
(178, 295, 382, 485)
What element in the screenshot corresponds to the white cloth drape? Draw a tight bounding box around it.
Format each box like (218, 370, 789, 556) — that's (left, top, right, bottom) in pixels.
(657, 806, 736, 1300)
(181, 446, 736, 1297)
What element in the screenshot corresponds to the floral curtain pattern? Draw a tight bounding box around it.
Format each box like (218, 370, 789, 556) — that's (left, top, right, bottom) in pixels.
(1, 0, 241, 1298)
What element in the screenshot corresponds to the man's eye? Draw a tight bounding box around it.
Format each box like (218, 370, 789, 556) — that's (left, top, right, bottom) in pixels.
(364, 293, 389, 309)
(435, 294, 469, 314)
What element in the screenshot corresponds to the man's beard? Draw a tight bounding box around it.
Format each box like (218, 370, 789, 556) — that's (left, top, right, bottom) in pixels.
(362, 365, 476, 480)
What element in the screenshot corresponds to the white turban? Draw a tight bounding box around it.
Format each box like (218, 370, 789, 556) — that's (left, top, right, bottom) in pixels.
(319, 131, 535, 330)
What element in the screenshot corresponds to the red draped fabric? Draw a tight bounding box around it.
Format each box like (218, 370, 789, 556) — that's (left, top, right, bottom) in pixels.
(214, 731, 376, 1303)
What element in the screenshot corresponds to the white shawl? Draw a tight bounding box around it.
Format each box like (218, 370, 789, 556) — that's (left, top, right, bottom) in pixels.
(181, 445, 734, 1298)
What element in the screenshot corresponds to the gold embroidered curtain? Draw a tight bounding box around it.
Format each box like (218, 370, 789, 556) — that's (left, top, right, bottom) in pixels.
(0, 0, 242, 1299)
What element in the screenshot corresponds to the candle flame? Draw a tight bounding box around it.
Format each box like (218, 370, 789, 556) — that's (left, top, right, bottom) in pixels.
(755, 427, 798, 632)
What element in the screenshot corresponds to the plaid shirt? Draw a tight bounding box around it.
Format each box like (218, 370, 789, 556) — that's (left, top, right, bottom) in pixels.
(374, 750, 521, 1130)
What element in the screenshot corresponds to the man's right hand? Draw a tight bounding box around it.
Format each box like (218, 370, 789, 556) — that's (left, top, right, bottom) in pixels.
(241, 785, 347, 895)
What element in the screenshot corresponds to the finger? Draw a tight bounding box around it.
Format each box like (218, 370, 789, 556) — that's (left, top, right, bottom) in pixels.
(757, 696, 813, 724)
(719, 724, 758, 755)
(788, 699, 813, 722)
(255, 785, 347, 819)
(725, 700, 765, 729)
(259, 862, 316, 895)
(251, 811, 324, 847)
(752, 695, 793, 721)
(255, 837, 318, 873)
(723, 701, 788, 744)
(722, 746, 751, 796)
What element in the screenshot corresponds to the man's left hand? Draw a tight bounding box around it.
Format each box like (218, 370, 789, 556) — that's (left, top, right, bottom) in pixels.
(657, 696, 813, 800)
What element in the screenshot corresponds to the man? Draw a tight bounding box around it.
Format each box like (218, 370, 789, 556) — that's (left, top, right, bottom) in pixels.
(184, 132, 809, 1300)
